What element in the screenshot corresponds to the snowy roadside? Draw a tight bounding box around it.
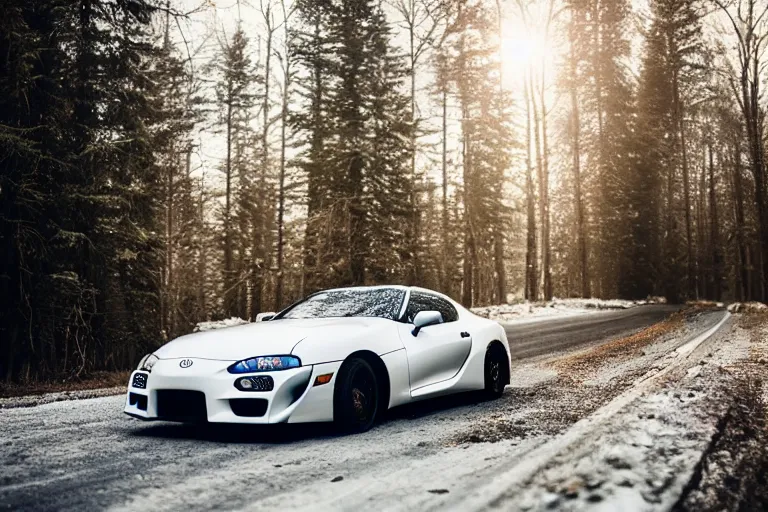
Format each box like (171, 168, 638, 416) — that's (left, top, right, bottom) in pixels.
(449, 307, 768, 511)
(471, 297, 666, 324)
(0, 385, 126, 409)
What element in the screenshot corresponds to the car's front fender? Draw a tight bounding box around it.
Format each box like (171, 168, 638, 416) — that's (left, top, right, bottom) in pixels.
(290, 320, 405, 365)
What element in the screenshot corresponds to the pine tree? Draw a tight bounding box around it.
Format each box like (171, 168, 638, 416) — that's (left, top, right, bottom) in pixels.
(631, 25, 674, 298)
(445, 0, 512, 307)
(630, 0, 705, 301)
(208, 26, 258, 318)
(563, 2, 590, 298)
(1, 0, 166, 381)
(365, 6, 416, 283)
(293, 0, 335, 293)
(567, 0, 636, 299)
(712, 0, 768, 301)
(295, 0, 415, 288)
(150, 13, 202, 339)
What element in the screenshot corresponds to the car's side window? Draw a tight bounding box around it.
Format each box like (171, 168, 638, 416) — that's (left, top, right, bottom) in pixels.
(404, 292, 431, 323)
(435, 298, 459, 323)
(403, 292, 459, 324)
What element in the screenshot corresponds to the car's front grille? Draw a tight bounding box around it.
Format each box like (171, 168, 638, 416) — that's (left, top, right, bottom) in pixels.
(230, 398, 268, 417)
(156, 390, 207, 422)
(132, 372, 148, 389)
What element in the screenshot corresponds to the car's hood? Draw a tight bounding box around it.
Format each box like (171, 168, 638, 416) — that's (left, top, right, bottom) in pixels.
(154, 317, 392, 361)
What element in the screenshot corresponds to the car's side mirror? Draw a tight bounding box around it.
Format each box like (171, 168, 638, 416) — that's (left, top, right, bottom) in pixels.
(256, 312, 276, 322)
(412, 310, 443, 336)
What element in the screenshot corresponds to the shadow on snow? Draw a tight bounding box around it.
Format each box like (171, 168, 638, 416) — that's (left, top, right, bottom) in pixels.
(126, 390, 492, 444)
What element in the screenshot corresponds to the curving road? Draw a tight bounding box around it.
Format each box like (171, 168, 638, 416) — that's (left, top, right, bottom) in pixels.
(504, 304, 681, 360)
(0, 305, 685, 512)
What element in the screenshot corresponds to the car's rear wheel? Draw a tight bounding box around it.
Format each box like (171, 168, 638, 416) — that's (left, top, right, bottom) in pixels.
(334, 357, 379, 433)
(484, 344, 508, 399)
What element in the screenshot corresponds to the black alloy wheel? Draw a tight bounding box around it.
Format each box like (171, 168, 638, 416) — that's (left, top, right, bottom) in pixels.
(334, 357, 380, 433)
(484, 345, 508, 399)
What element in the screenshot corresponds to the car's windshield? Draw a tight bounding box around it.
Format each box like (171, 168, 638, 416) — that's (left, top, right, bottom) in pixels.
(276, 288, 406, 321)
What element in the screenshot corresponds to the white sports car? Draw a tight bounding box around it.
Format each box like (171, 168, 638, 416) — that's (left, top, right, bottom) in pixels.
(124, 286, 511, 432)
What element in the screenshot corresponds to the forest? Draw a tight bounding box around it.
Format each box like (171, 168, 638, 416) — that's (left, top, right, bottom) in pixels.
(1, 0, 767, 383)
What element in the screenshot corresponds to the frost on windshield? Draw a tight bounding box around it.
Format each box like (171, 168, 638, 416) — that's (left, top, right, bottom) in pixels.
(279, 288, 405, 320)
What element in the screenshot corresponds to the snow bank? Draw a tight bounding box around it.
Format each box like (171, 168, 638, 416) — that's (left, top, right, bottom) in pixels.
(727, 301, 768, 314)
(472, 297, 665, 323)
(193, 317, 249, 332)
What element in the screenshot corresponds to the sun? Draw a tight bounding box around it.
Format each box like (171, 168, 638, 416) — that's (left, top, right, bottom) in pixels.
(499, 18, 554, 85)
(501, 35, 539, 66)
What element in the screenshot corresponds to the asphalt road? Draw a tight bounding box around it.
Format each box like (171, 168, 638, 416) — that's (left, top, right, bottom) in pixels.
(0, 305, 683, 512)
(504, 304, 681, 360)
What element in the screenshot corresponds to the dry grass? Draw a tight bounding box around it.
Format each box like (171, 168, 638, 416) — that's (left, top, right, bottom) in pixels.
(0, 371, 130, 399)
(549, 308, 691, 379)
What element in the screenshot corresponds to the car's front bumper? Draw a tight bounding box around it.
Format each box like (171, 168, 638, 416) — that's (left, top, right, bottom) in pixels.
(123, 358, 342, 424)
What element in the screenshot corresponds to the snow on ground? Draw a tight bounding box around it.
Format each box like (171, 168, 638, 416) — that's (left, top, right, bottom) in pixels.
(0, 386, 125, 409)
(472, 297, 666, 323)
(727, 301, 768, 313)
(451, 308, 758, 511)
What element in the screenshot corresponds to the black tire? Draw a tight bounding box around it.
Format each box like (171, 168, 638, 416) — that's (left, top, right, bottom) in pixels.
(484, 345, 508, 399)
(334, 357, 379, 433)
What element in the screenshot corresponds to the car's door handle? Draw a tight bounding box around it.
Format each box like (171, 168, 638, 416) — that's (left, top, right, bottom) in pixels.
(460, 332, 470, 338)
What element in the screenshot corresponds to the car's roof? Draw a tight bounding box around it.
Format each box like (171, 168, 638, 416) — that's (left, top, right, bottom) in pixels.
(320, 285, 460, 306)
(320, 285, 407, 293)
(322, 285, 445, 294)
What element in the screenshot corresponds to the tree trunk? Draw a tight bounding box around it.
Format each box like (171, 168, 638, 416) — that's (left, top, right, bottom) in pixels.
(592, 0, 606, 298)
(664, 141, 677, 302)
(276, 5, 291, 309)
(708, 144, 721, 300)
(523, 71, 538, 301)
(198, 175, 207, 317)
(539, 65, 552, 301)
(697, 153, 708, 299)
(440, 89, 450, 296)
(254, 13, 274, 317)
(493, 0, 506, 305)
(223, 95, 234, 316)
(673, 68, 694, 299)
(276, 75, 288, 309)
(461, 97, 473, 308)
(302, 17, 324, 294)
(529, 72, 545, 300)
(408, 13, 420, 286)
(732, 139, 749, 300)
(568, 14, 589, 298)
(349, 152, 366, 286)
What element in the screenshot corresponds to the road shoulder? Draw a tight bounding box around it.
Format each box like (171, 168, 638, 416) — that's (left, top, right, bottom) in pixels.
(449, 309, 767, 511)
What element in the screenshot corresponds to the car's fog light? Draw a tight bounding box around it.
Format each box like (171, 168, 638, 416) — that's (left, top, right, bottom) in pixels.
(234, 375, 275, 392)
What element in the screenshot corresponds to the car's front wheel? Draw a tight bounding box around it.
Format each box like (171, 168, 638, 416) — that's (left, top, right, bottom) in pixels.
(484, 344, 508, 399)
(334, 357, 379, 433)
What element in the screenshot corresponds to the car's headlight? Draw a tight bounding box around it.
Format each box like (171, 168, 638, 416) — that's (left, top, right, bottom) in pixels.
(137, 354, 159, 372)
(228, 355, 301, 374)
